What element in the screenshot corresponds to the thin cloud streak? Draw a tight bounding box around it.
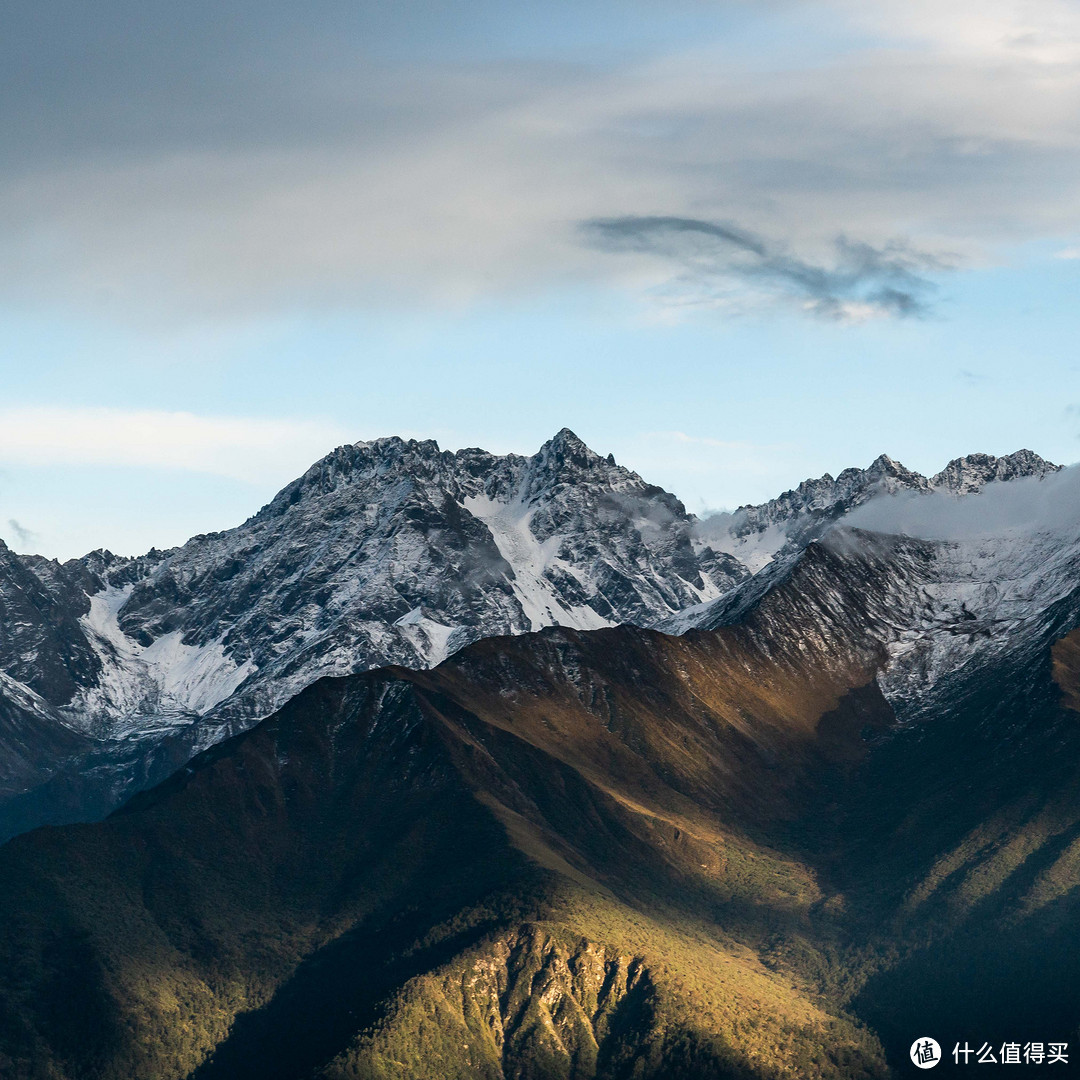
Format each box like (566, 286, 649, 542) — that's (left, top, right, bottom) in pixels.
(581, 216, 945, 320)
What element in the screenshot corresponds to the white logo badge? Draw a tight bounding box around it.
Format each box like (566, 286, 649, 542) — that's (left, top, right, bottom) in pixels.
(910, 1038, 941, 1069)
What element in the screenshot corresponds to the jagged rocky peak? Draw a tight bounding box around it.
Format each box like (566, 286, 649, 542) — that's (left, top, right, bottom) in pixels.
(254, 428, 631, 524)
(255, 435, 460, 519)
(512, 428, 689, 524)
(21, 428, 743, 755)
(731, 453, 929, 538)
(521, 427, 601, 497)
(534, 426, 600, 471)
(732, 447, 1060, 537)
(931, 449, 1060, 495)
(845, 452, 929, 493)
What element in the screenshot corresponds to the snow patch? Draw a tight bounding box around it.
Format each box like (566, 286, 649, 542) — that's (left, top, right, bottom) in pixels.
(706, 522, 791, 574)
(464, 494, 614, 632)
(76, 585, 256, 736)
(393, 606, 459, 666)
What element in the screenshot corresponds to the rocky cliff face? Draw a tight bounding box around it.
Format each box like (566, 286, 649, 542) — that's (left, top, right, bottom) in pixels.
(930, 448, 1060, 494)
(0, 430, 748, 836)
(96, 428, 744, 734)
(0, 540, 101, 706)
(0, 434, 1063, 840)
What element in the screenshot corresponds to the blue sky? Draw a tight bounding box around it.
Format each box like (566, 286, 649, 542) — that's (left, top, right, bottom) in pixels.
(2, 0, 1079, 558)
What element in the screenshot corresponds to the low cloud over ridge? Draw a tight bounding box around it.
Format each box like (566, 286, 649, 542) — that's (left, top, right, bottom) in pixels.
(842, 466, 1080, 540)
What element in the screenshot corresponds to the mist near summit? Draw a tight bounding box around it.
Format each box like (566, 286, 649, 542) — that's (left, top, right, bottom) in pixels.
(842, 465, 1080, 540)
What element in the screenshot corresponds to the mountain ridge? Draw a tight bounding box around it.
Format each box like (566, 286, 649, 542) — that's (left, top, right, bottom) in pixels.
(0, 560, 902, 1079)
(707, 447, 1060, 573)
(0, 433, 1061, 841)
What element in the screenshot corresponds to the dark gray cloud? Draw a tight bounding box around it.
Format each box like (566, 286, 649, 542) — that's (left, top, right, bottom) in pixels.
(0, 0, 542, 173)
(581, 215, 945, 320)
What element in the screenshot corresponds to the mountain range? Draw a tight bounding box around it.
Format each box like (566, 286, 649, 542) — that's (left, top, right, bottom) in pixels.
(0, 430, 1076, 1079)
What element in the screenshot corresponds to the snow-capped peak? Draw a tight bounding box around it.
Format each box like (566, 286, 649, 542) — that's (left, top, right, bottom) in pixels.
(0, 430, 1066, 841)
(700, 448, 1060, 576)
(21, 431, 745, 745)
(930, 450, 1060, 495)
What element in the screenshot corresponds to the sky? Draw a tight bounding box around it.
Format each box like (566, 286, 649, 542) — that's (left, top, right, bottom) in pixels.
(2, 0, 1080, 559)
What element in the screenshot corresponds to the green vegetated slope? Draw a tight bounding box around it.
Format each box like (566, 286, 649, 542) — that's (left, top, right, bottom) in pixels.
(1, 537, 1080, 1078)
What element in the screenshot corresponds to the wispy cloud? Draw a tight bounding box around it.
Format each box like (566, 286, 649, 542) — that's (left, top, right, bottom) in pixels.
(0, 407, 351, 483)
(581, 216, 945, 320)
(6, 519, 37, 546)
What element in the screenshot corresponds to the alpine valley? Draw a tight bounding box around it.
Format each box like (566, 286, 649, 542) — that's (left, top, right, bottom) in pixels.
(0, 430, 1078, 1079)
